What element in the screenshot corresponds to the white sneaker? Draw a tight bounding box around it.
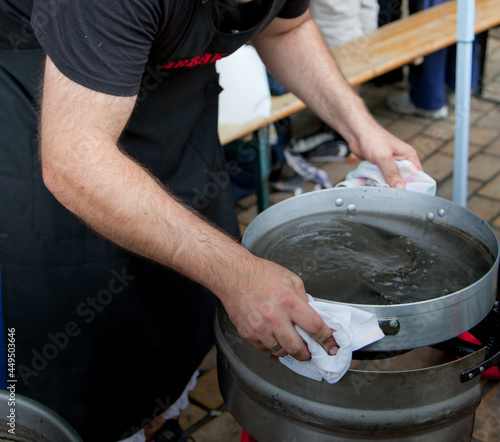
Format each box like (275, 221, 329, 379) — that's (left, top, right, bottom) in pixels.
(387, 91, 448, 120)
(447, 90, 456, 106)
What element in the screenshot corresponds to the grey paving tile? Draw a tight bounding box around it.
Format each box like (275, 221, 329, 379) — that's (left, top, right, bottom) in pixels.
(469, 126, 500, 146)
(476, 106, 500, 130)
(198, 345, 217, 372)
(189, 368, 224, 410)
(179, 403, 209, 430)
(439, 139, 482, 157)
(473, 381, 500, 442)
(385, 119, 424, 141)
(269, 189, 297, 205)
(436, 177, 482, 201)
(491, 215, 500, 231)
(190, 412, 242, 442)
(484, 136, 500, 157)
(490, 217, 500, 243)
(423, 120, 456, 142)
(467, 195, 500, 222)
(370, 102, 399, 120)
(374, 113, 397, 128)
(478, 174, 500, 200)
(493, 226, 500, 243)
(468, 154, 500, 181)
(489, 26, 500, 40)
(422, 152, 454, 182)
(468, 108, 485, 125)
(410, 134, 444, 159)
(470, 96, 496, 114)
(480, 79, 500, 102)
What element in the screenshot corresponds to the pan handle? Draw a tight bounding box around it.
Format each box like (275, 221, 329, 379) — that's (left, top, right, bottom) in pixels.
(460, 350, 500, 382)
(460, 301, 500, 382)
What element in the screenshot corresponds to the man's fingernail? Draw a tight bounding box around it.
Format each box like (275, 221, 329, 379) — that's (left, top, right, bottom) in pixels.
(329, 346, 339, 356)
(395, 182, 405, 189)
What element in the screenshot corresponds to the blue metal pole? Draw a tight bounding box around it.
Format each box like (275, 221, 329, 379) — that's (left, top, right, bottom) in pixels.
(453, 0, 476, 207)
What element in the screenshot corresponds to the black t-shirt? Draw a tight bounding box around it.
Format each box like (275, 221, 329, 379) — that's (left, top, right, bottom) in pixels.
(0, 0, 309, 96)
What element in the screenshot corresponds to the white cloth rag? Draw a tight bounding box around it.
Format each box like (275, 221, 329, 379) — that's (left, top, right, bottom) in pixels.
(336, 160, 436, 195)
(280, 295, 385, 383)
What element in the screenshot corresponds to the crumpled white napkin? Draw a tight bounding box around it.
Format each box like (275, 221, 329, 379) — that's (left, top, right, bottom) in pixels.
(279, 295, 385, 383)
(335, 160, 436, 195)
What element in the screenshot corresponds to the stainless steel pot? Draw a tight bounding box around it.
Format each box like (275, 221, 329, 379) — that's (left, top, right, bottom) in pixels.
(241, 188, 499, 351)
(216, 188, 499, 441)
(216, 308, 486, 441)
(0, 391, 82, 441)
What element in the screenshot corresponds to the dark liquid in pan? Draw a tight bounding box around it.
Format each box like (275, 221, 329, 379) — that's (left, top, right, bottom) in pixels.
(251, 213, 495, 305)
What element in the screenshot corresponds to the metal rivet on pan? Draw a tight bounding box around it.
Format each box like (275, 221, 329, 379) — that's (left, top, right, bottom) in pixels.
(335, 198, 344, 207)
(468, 373, 474, 379)
(438, 209, 445, 217)
(426, 212, 435, 221)
(347, 204, 356, 213)
(480, 366, 485, 372)
(389, 320, 399, 329)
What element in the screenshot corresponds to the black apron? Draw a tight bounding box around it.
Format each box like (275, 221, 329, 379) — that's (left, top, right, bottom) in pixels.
(0, 0, 286, 440)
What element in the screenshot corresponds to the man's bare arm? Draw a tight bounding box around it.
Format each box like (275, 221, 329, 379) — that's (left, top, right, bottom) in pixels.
(40, 57, 339, 360)
(252, 12, 422, 188)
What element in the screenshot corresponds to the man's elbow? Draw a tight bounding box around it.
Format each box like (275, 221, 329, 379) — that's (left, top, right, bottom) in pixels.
(40, 141, 75, 208)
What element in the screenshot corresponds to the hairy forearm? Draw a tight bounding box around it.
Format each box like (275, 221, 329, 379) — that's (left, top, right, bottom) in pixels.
(42, 138, 255, 301)
(40, 57, 257, 303)
(253, 14, 422, 189)
(253, 15, 378, 150)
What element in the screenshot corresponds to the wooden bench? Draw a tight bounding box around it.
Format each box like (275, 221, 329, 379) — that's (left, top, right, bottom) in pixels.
(218, 0, 500, 211)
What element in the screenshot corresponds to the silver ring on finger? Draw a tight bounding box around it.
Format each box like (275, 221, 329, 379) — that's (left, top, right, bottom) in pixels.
(267, 342, 282, 353)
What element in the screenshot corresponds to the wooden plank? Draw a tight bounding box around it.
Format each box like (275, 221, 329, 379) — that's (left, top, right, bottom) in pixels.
(333, 0, 500, 85)
(218, 0, 500, 145)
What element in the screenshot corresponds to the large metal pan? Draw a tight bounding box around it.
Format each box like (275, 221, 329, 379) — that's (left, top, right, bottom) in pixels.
(242, 188, 499, 351)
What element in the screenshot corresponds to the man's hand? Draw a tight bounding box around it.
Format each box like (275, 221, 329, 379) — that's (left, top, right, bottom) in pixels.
(222, 257, 339, 360)
(344, 118, 423, 189)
